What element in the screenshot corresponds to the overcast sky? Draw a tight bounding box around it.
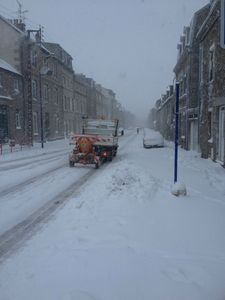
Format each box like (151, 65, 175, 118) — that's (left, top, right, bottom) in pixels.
(0, 0, 209, 120)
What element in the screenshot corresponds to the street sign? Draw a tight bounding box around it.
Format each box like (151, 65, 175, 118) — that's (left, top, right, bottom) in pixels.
(220, 0, 225, 48)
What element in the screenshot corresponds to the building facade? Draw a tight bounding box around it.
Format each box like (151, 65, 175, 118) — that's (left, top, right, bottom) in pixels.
(0, 58, 23, 143)
(197, 0, 225, 163)
(0, 15, 130, 146)
(173, 4, 210, 151)
(150, 0, 225, 166)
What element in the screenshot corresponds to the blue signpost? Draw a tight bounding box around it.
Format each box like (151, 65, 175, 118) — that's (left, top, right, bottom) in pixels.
(220, 0, 225, 48)
(174, 82, 180, 183)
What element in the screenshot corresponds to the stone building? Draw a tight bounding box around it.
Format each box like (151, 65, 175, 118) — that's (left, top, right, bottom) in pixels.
(98, 86, 116, 120)
(0, 16, 26, 143)
(44, 43, 75, 138)
(74, 74, 97, 120)
(197, 0, 225, 163)
(95, 84, 104, 118)
(20, 38, 69, 143)
(73, 73, 88, 133)
(0, 58, 23, 142)
(151, 86, 175, 143)
(0, 14, 128, 145)
(173, 4, 210, 151)
(150, 0, 225, 166)
(156, 87, 175, 142)
(0, 16, 67, 144)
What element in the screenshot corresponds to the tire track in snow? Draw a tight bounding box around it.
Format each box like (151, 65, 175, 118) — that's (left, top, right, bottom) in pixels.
(0, 162, 66, 198)
(0, 148, 69, 171)
(0, 133, 136, 261)
(0, 168, 96, 262)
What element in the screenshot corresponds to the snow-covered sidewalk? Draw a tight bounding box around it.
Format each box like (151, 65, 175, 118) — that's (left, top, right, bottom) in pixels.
(0, 130, 225, 300)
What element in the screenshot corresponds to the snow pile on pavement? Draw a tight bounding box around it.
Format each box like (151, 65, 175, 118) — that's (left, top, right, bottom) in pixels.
(0, 130, 225, 300)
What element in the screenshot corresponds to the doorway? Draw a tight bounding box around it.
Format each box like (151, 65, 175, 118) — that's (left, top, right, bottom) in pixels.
(0, 105, 8, 142)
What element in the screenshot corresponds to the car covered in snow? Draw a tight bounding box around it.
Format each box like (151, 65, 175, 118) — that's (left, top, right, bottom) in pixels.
(143, 129, 164, 148)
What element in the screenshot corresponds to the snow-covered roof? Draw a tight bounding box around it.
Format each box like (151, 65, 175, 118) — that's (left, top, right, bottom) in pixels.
(0, 59, 21, 75)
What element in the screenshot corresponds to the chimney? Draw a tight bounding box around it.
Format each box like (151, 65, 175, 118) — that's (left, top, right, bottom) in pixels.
(12, 19, 26, 32)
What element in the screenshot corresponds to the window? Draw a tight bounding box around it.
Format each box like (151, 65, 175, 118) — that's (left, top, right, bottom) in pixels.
(55, 114, 60, 133)
(72, 98, 75, 112)
(67, 97, 70, 111)
(183, 75, 187, 94)
(55, 88, 59, 104)
(31, 50, 37, 68)
(70, 98, 73, 112)
(199, 46, 203, 84)
(44, 84, 49, 102)
(208, 111, 212, 140)
(62, 76, 66, 86)
(33, 112, 38, 134)
(209, 45, 215, 82)
(32, 80, 38, 99)
(16, 111, 21, 129)
(45, 112, 50, 137)
(14, 79, 19, 92)
(52, 63, 56, 76)
(63, 95, 67, 111)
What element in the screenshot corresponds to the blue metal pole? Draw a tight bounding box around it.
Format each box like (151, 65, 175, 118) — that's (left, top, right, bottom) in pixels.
(174, 82, 180, 183)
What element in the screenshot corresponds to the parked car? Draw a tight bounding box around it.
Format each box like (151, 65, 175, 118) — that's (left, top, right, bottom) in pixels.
(143, 129, 164, 148)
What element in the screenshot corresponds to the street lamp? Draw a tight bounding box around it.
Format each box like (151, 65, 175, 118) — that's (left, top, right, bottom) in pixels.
(82, 114, 88, 134)
(39, 65, 52, 148)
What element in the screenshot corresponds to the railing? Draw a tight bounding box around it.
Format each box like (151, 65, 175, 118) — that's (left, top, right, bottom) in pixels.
(0, 136, 33, 155)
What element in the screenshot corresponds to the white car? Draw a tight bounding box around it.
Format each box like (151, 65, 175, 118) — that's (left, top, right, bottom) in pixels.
(143, 130, 164, 148)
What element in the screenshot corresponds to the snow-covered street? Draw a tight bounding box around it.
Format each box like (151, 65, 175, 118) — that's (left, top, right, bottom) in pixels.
(0, 129, 225, 300)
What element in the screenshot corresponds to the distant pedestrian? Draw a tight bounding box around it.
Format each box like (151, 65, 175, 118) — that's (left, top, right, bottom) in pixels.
(137, 128, 139, 134)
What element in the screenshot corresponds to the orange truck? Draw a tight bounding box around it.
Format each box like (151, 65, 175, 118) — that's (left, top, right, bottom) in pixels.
(69, 118, 119, 168)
